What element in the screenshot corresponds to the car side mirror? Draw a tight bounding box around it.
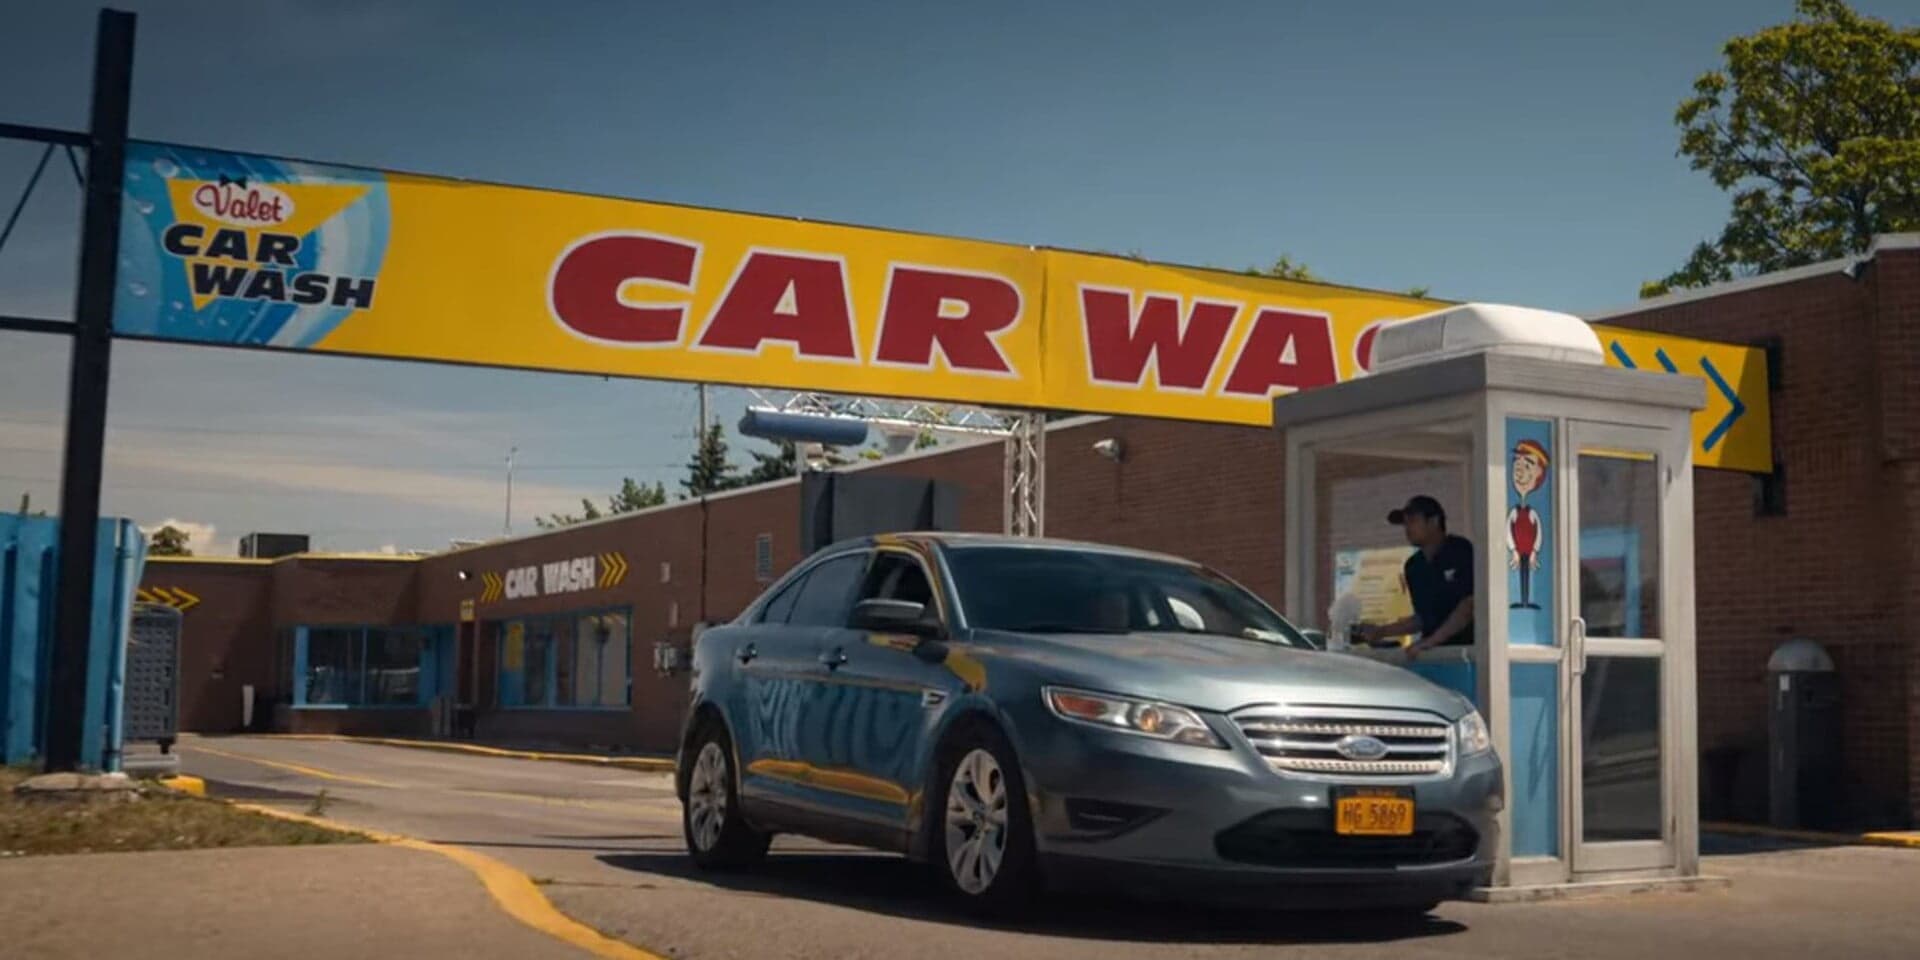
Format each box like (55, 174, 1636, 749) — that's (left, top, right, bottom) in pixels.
(850, 598, 942, 638)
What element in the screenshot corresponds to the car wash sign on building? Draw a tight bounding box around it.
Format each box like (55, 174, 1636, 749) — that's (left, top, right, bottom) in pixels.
(482, 552, 629, 603)
(112, 141, 1772, 473)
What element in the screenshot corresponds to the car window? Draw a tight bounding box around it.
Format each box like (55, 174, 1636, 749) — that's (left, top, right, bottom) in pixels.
(786, 553, 867, 627)
(859, 552, 936, 609)
(944, 546, 1311, 649)
(757, 573, 807, 624)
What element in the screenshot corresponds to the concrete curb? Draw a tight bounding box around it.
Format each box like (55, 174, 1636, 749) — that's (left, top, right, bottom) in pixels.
(157, 774, 206, 797)
(259, 734, 676, 772)
(150, 775, 670, 960)
(1705, 821, 1920, 850)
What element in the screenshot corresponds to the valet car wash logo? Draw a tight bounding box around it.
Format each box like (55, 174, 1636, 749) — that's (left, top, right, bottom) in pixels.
(114, 143, 392, 348)
(163, 176, 378, 311)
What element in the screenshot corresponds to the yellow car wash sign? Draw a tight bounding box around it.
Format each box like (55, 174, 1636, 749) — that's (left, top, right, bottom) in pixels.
(480, 552, 628, 603)
(113, 141, 1770, 472)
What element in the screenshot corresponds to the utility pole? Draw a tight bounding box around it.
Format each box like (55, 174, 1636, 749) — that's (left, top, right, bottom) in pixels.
(504, 444, 516, 536)
(696, 383, 708, 443)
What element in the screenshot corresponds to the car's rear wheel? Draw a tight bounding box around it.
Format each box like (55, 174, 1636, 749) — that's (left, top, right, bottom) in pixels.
(933, 725, 1038, 912)
(682, 723, 770, 870)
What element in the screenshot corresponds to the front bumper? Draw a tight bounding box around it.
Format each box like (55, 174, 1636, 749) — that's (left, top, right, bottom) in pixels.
(1017, 716, 1502, 903)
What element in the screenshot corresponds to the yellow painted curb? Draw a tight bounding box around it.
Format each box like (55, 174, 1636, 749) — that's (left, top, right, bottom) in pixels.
(1706, 821, 1920, 850)
(266, 734, 675, 772)
(157, 774, 206, 797)
(234, 803, 669, 960)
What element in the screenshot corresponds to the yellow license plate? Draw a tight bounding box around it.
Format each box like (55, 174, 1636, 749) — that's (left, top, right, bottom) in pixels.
(1335, 795, 1415, 836)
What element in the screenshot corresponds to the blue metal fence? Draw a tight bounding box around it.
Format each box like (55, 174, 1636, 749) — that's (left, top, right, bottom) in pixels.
(0, 515, 147, 770)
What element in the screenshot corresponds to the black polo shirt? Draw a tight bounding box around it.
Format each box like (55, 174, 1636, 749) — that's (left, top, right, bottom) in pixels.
(1404, 535, 1475, 646)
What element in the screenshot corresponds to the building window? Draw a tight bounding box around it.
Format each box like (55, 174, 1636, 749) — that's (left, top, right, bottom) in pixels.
(755, 534, 774, 582)
(365, 627, 425, 705)
(496, 606, 631, 709)
(295, 625, 436, 708)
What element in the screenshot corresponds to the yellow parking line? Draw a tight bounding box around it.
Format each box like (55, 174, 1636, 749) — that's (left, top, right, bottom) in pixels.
(187, 743, 397, 788)
(232, 803, 669, 960)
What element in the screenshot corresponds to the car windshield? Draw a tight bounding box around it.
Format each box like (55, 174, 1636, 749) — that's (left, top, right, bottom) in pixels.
(943, 546, 1313, 649)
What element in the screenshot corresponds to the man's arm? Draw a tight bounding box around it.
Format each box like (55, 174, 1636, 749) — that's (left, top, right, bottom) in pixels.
(1411, 594, 1474, 653)
(1360, 616, 1422, 642)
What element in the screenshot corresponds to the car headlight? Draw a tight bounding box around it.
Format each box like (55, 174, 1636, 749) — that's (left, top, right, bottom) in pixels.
(1455, 710, 1492, 756)
(1043, 686, 1223, 748)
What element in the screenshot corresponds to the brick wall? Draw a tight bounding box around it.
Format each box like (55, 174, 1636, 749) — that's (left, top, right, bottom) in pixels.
(1605, 252, 1916, 826)
(143, 559, 275, 733)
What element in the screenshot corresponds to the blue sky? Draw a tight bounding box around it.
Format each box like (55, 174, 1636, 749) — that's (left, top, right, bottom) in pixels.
(0, 0, 1903, 553)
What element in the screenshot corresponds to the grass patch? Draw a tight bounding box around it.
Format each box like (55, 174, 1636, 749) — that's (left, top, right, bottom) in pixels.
(1, 766, 365, 858)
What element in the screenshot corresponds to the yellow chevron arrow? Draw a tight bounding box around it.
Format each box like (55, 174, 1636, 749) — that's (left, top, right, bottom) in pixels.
(172, 588, 200, 613)
(136, 587, 156, 604)
(598, 552, 628, 589)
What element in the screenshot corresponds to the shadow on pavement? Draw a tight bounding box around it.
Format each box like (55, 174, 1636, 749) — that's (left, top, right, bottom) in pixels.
(200, 779, 324, 804)
(425, 836, 681, 852)
(1701, 832, 1824, 857)
(597, 850, 1465, 946)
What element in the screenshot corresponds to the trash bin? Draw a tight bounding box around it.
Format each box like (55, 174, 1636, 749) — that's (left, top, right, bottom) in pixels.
(1767, 638, 1841, 829)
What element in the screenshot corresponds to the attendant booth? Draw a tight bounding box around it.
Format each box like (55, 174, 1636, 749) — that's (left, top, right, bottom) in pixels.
(1274, 304, 1706, 895)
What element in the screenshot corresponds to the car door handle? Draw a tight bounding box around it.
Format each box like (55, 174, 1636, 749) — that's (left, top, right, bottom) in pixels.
(736, 644, 758, 664)
(818, 648, 848, 669)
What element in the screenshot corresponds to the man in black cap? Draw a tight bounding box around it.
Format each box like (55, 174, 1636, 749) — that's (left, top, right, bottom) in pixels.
(1356, 495, 1475, 661)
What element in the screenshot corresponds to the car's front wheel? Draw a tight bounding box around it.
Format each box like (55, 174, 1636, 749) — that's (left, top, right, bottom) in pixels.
(682, 723, 770, 870)
(933, 725, 1039, 912)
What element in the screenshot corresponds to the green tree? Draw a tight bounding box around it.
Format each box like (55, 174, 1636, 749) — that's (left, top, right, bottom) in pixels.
(149, 524, 193, 557)
(1246, 254, 1320, 281)
(915, 428, 939, 450)
(1644, 0, 1920, 297)
(610, 477, 668, 512)
(536, 500, 602, 530)
(680, 422, 739, 498)
(536, 477, 667, 529)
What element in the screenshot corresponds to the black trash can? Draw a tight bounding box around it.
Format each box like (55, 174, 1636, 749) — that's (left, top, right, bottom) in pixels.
(1767, 639, 1842, 829)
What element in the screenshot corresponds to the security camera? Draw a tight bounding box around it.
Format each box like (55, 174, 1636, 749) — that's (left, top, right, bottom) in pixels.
(1092, 437, 1124, 462)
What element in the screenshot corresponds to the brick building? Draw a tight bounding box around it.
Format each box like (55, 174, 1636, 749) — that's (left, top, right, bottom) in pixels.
(143, 237, 1920, 827)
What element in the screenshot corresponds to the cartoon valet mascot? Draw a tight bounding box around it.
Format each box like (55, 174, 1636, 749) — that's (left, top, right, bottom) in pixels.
(1506, 439, 1549, 610)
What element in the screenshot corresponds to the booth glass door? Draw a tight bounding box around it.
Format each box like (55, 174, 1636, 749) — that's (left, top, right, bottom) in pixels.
(1565, 422, 1674, 873)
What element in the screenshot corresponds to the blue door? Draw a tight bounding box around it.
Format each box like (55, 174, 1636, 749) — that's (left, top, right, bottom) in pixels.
(732, 550, 867, 811)
(804, 548, 965, 832)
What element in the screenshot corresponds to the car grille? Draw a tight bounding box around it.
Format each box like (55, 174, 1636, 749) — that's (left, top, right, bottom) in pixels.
(1215, 810, 1480, 869)
(1233, 707, 1452, 777)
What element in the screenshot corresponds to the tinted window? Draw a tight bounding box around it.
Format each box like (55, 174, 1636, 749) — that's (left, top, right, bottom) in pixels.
(758, 574, 806, 624)
(787, 554, 867, 627)
(944, 547, 1309, 648)
(860, 552, 936, 608)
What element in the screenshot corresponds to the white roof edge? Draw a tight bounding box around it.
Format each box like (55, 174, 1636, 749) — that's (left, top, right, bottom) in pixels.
(429, 413, 1116, 561)
(1584, 232, 1920, 322)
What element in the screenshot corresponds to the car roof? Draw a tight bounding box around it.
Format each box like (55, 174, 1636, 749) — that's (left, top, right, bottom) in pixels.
(814, 531, 1198, 567)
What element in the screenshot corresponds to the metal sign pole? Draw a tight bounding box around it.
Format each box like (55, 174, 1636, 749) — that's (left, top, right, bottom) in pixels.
(45, 9, 135, 772)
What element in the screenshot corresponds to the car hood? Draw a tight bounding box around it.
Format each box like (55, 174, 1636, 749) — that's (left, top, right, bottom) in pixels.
(975, 629, 1472, 719)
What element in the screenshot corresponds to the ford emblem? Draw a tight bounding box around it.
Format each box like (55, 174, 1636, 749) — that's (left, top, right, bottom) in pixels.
(1334, 734, 1390, 761)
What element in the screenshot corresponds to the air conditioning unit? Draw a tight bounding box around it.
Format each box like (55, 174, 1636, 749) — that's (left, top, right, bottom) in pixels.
(1369, 303, 1604, 374)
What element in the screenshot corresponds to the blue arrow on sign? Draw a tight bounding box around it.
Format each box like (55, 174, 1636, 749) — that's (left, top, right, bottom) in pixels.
(1698, 357, 1745, 452)
(1607, 340, 1747, 453)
